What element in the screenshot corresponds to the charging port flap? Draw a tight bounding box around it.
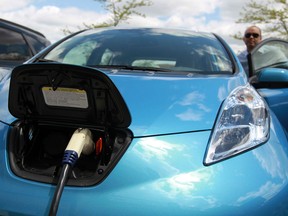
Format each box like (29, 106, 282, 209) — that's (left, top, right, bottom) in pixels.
(8, 63, 131, 128)
(8, 63, 132, 186)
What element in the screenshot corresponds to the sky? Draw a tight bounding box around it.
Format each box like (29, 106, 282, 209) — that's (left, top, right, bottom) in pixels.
(0, 0, 259, 53)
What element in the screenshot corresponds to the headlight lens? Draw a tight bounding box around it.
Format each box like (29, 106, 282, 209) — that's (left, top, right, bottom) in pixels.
(204, 84, 270, 165)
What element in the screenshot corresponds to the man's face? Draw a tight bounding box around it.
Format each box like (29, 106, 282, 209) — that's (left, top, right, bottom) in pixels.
(243, 27, 262, 52)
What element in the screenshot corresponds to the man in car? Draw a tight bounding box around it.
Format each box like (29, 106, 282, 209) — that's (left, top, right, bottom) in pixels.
(238, 26, 262, 73)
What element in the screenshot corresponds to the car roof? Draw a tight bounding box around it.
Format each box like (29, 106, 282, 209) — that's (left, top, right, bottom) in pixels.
(0, 18, 47, 39)
(85, 26, 215, 36)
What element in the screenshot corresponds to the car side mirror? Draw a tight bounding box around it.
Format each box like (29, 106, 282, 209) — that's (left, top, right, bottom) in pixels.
(251, 68, 288, 88)
(258, 68, 288, 82)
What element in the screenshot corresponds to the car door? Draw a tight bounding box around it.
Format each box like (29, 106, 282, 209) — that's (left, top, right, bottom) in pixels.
(248, 38, 288, 133)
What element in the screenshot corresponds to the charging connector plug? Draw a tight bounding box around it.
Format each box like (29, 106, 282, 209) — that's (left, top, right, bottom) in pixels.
(49, 128, 94, 216)
(62, 128, 94, 166)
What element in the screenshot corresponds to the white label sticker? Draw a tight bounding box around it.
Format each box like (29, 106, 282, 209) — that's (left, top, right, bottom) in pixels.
(42, 87, 88, 108)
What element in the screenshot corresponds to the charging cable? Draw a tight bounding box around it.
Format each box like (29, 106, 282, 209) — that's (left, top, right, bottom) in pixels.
(49, 128, 94, 216)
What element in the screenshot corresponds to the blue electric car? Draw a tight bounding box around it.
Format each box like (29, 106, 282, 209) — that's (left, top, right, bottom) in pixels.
(0, 28, 288, 215)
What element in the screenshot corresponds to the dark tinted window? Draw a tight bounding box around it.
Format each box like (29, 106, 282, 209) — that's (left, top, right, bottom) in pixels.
(0, 27, 31, 61)
(25, 34, 49, 53)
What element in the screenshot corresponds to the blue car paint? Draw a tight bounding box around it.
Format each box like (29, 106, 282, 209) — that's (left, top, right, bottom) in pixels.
(258, 88, 288, 133)
(1, 29, 288, 215)
(256, 67, 288, 132)
(1, 69, 288, 215)
(258, 68, 288, 82)
(0, 70, 247, 135)
(0, 75, 15, 124)
(0, 111, 288, 215)
(104, 70, 247, 136)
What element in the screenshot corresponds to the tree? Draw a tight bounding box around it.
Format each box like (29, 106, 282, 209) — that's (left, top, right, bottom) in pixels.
(234, 0, 288, 40)
(92, 0, 152, 27)
(63, 0, 152, 34)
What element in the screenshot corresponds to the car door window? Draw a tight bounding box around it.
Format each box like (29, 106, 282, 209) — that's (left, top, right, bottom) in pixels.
(0, 27, 31, 61)
(251, 39, 288, 75)
(25, 34, 49, 53)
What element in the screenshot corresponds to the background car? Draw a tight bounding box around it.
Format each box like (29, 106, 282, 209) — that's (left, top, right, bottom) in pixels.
(0, 18, 50, 80)
(0, 28, 288, 216)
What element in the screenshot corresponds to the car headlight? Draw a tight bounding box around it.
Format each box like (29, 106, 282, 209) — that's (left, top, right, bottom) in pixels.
(204, 84, 270, 165)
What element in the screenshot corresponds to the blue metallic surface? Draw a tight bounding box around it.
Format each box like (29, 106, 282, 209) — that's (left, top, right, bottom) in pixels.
(0, 67, 12, 82)
(0, 29, 288, 215)
(1, 71, 288, 215)
(107, 71, 247, 136)
(0, 112, 288, 215)
(0, 75, 15, 124)
(258, 87, 288, 132)
(258, 68, 288, 82)
(0, 70, 247, 135)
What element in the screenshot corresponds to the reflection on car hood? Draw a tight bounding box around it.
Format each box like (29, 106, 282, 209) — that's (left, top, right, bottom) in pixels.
(0, 68, 246, 137)
(0, 67, 13, 124)
(0, 66, 12, 82)
(106, 70, 246, 136)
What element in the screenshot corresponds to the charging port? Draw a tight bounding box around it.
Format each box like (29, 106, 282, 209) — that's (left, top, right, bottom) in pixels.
(8, 121, 132, 186)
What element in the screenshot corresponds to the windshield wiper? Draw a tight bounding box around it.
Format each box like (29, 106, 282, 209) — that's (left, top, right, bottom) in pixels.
(89, 65, 174, 72)
(36, 58, 57, 63)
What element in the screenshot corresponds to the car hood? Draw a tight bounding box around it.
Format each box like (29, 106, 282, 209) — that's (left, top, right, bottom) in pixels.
(0, 66, 13, 82)
(0, 63, 247, 136)
(106, 69, 246, 136)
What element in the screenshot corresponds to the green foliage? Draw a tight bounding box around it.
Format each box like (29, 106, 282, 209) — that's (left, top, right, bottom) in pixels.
(62, 0, 152, 34)
(93, 0, 152, 27)
(234, 0, 288, 40)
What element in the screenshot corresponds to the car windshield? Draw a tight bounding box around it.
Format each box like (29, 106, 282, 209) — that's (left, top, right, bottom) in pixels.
(43, 28, 233, 74)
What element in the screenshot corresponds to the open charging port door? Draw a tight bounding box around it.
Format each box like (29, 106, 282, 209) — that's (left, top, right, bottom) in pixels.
(8, 63, 132, 187)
